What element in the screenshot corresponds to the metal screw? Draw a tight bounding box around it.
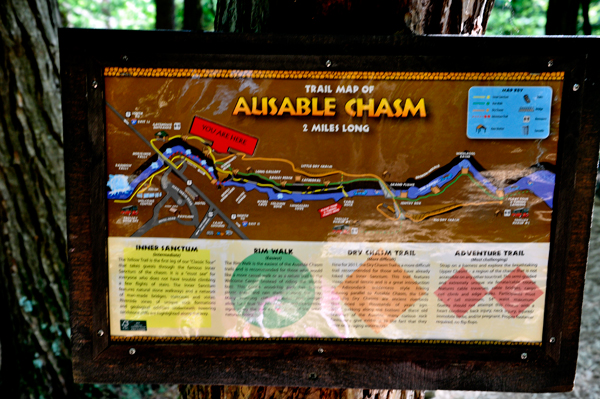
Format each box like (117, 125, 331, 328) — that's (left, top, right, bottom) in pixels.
(547, 60, 554, 67)
(92, 81, 98, 89)
(521, 352, 528, 360)
(308, 372, 318, 380)
(317, 348, 324, 354)
(325, 60, 332, 68)
(122, 55, 129, 62)
(573, 84, 580, 91)
(129, 348, 136, 355)
(97, 329, 104, 337)
(549, 337, 556, 344)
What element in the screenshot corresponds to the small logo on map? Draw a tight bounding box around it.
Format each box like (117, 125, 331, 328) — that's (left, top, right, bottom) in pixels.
(120, 320, 147, 331)
(174, 122, 181, 130)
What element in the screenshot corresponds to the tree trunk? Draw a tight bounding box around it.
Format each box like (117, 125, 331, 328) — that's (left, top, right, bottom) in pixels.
(546, 0, 593, 35)
(156, 0, 176, 29)
(546, 0, 580, 34)
(184, 0, 205, 31)
(214, 0, 495, 35)
(406, 0, 495, 35)
(0, 0, 71, 398)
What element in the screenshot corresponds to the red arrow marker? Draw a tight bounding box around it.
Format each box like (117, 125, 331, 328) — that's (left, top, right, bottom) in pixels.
(189, 116, 258, 155)
(319, 203, 342, 218)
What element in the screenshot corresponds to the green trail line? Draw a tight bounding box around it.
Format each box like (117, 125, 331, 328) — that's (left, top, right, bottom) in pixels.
(235, 172, 379, 188)
(505, 189, 532, 198)
(466, 173, 503, 200)
(227, 164, 531, 203)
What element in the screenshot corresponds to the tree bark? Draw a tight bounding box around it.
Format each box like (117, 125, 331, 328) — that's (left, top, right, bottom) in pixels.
(0, 0, 71, 398)
(156, 0, 176, 29)
(214, 0, 495, 35)
(406, 0, 496, 35)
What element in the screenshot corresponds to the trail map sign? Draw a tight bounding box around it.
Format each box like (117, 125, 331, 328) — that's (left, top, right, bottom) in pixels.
(60, 30, 600, 392)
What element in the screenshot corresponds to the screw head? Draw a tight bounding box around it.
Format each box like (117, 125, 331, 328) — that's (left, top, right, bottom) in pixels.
(548, 60, 554, 67)
(317, 348, 324, 354)
(573, 84, 580, 91)
(129, 348, 136, 355)
(521, 352, 528, 360)
(92, 81, 98, 89)
(549, 337, 556, 344)
(325, 60, 332, 68)
(97, 329, 104, 337)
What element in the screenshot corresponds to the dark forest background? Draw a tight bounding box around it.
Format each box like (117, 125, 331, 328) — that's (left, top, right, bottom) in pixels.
(57, 0, 600, 35)
(1, 0, 598, 398)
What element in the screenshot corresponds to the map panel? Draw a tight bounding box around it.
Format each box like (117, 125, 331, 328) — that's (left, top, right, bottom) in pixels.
(105, 69, 562, 343)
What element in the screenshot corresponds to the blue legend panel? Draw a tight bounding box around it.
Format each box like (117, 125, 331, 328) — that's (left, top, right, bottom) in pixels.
(467, 86, 553, 139)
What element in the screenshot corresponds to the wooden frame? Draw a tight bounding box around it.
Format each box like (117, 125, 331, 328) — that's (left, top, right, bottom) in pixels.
(60, 29, 600, 391)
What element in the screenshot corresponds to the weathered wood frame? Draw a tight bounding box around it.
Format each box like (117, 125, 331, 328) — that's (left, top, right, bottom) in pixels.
(60, 29, 600, 391)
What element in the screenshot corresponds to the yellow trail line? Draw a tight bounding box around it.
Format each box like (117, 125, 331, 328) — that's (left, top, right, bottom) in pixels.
(137, 181, 151, 195)
(115, 163, 175, 204)
(215, 153, 237, 163)
(172, 134, 392, 195)
(183, 159, 216, 184)
(377, 204, 400, 221)
(166, 136, 235, 176)
(230, 176, 294, 194)
(200, 147, 400, 212)
(164, 135, 501, 223)
(235, 153, 401, 216)
(395, 200, 504, 223)
(184, 135, 207, 145)
(152, 139, 217, 181)
(150, 139, 186, 171)
(114, 154, 212, 203)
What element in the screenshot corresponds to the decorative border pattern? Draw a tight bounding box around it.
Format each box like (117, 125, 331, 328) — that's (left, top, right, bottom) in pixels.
(104, 68, 565, 81)
(111, 335, 543, 346)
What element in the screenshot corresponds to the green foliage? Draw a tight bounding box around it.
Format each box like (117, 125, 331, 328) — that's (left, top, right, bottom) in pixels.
(201, 0, 216, 31)
(486, 0, 548, 35)
(59, 0, 215, 30)
(175, 0, 184, 28)
(578, 1, 600, 34)
(486, 0, 600, 35)
(57, 0, 599, 35)
(59, 0, 156, 29)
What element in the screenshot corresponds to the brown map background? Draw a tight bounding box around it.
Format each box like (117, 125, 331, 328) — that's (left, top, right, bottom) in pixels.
(105, 74, 562, 243)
